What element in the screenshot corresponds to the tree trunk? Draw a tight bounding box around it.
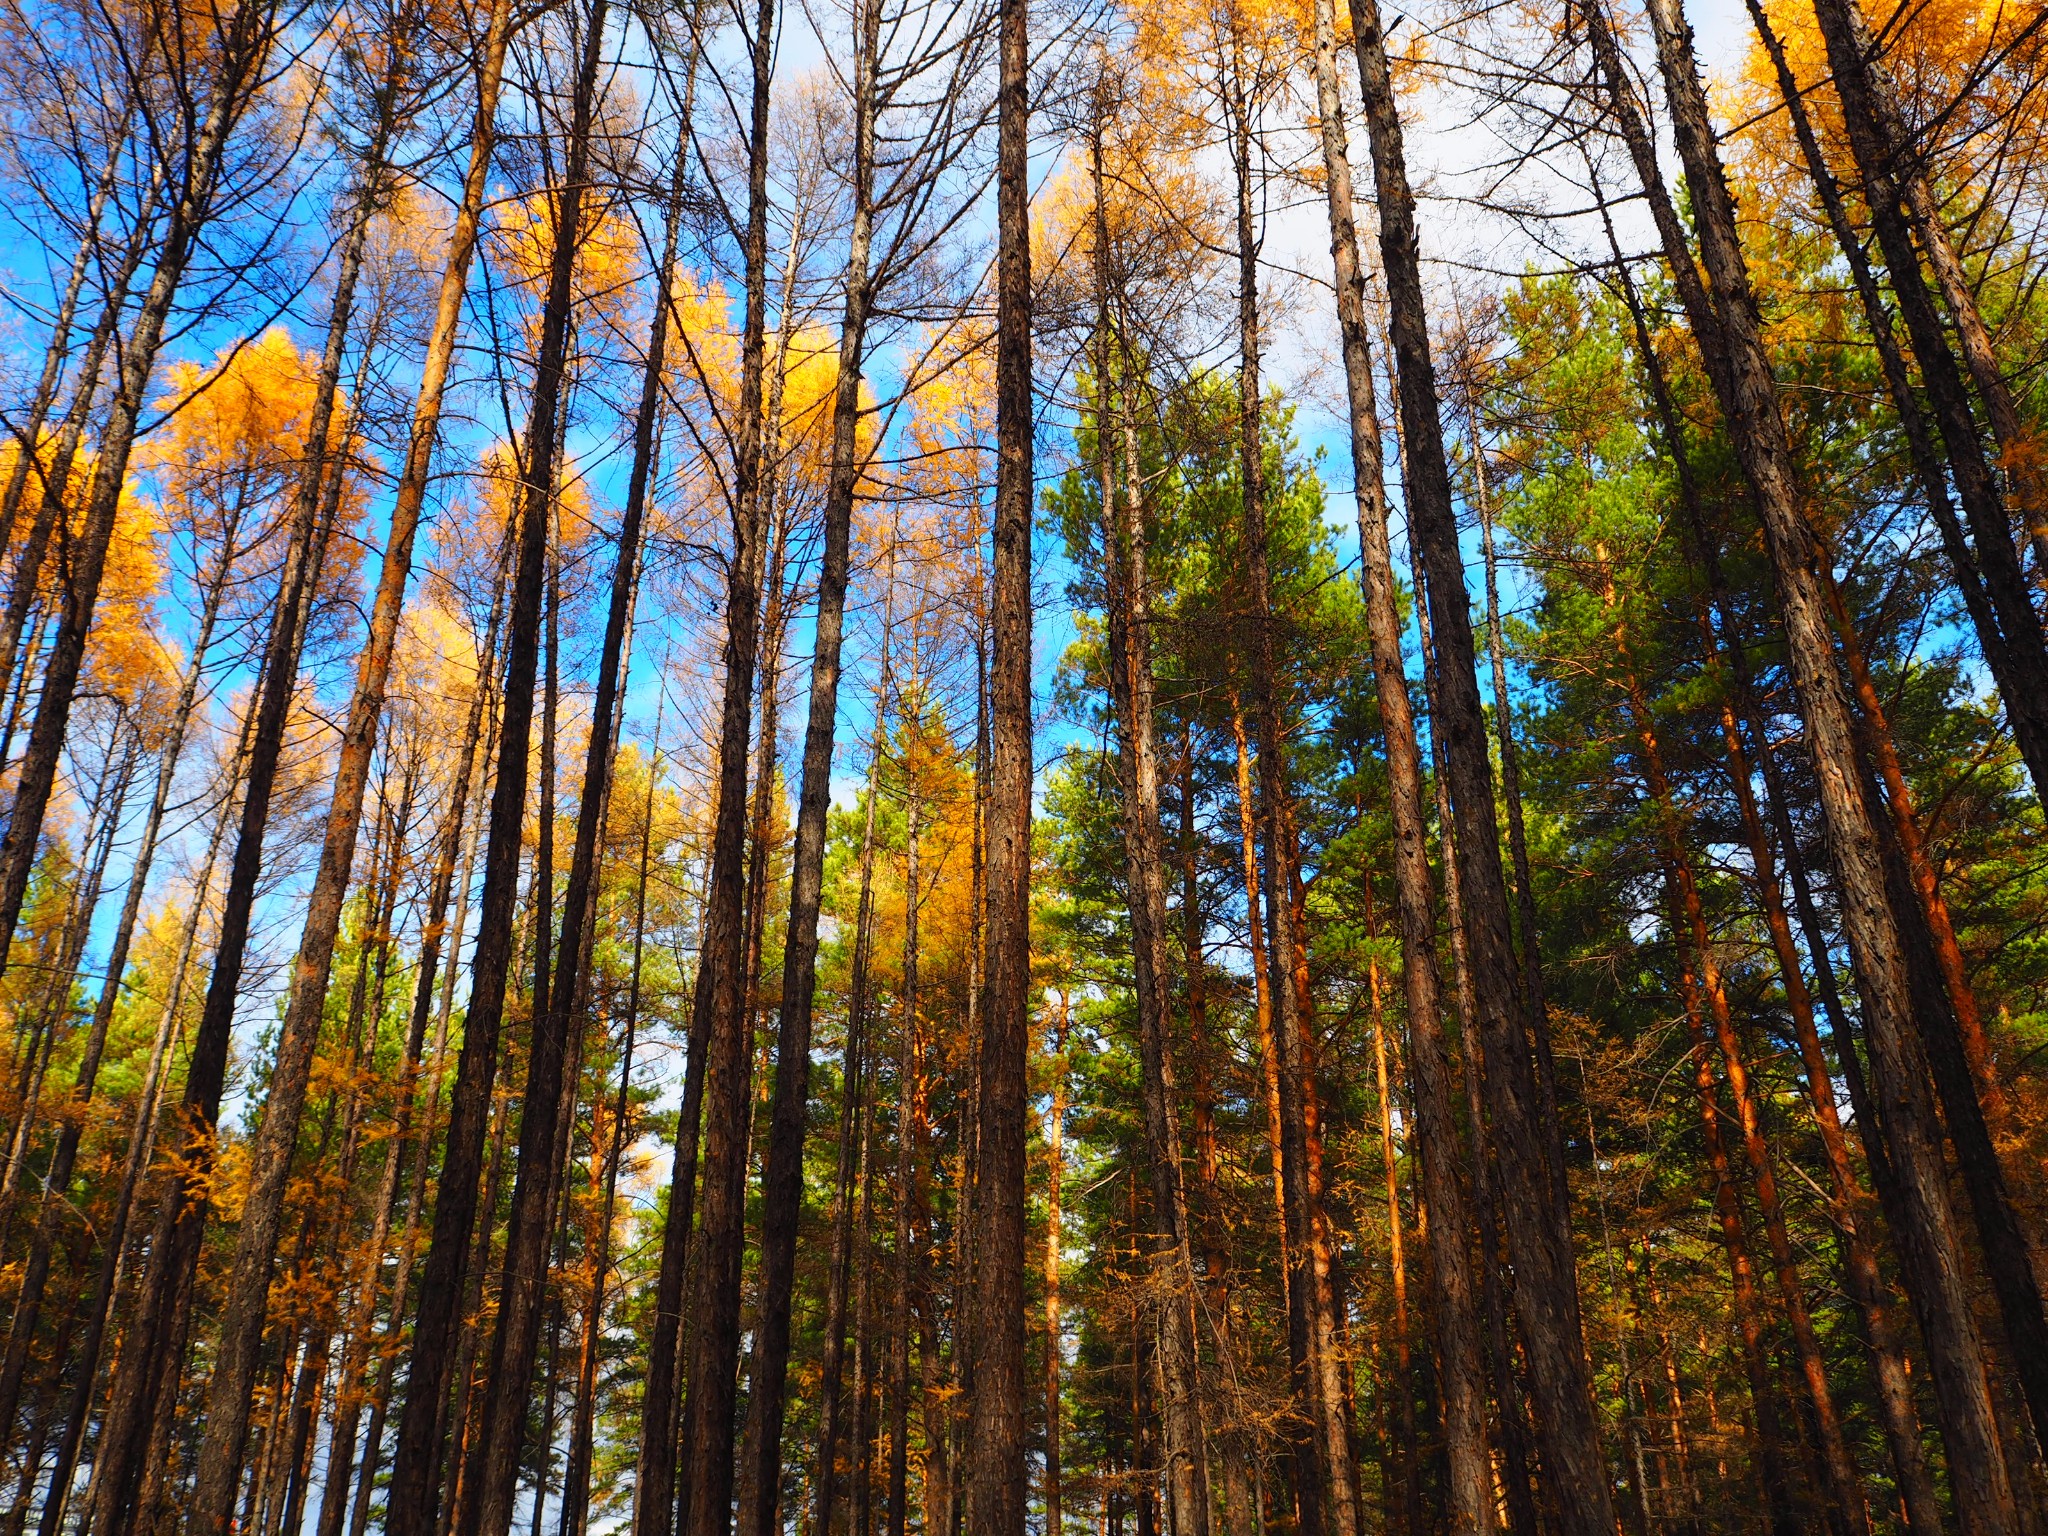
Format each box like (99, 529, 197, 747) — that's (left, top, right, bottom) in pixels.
(1593, 2, 2024, 1529)
(32, 703, 255, 1536)
(735, 3, 880, 1522)
(1354, 0, 1614, 1525)
(672, 3, 779, 1531)
(184, 51, 421, 1522)
(372, 0, 596, 1521)
(1307, 10, 1492, 1528)
(809, 631, 892, 1536)
(0, 478, 244, 1447)
(0, 0, 277, 985)
(1090, 115, 1214, 1536)
(965, 0, 1032, 1526)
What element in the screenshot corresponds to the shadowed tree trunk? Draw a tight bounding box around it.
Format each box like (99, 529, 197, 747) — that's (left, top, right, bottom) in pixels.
(673, 1, 779, 1530)
(1306, 7, 1491, 1529)
(964, 0, 1032, 1525)
(1584, 1, 2023, 1529)
(1352, 0, 1615, 1527)
(734, 2, 880, 1523)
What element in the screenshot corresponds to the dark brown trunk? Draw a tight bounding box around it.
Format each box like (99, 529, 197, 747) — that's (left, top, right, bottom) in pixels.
(1043, 996, 1068, 1536)
(673, 2, 778, 1529)
(1307, 9, 1492, 1527)
(1355, 0, 1612, 1523)
(375, 0, 591, 1521)
(734, 5, 880, 1523)
(1589, 2, 2023, 1528)
(0, 481, 242, 1445)
(965, 0, 1032, 1525)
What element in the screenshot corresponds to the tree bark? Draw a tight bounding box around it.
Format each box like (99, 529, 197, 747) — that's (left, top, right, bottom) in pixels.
(734, 2, 880, 1521)
(0, 0, 277, 985)
(1353, 0, 1614, 1525)
(1307, 11, 1491, 1529)
(1590, 2, 2023, 1529)
(673, 2, 779, 1530)
(965, 0, 1032, 1525)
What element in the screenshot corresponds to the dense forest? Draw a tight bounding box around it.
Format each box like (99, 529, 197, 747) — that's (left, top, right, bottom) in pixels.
(0, 0, 2040, 1530)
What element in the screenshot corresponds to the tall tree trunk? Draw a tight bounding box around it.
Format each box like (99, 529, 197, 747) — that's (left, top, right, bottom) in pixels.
(965, 0, 1031, 1526)
(1220, 27, 1356, 1534)
(0, 0, 278, 985)
(673, 2, 778, 1531)
(91, 287, 349, 1531)
(1353, 0, 1614, 1526)
(1091, 115, 1214, 1536)
(734, 3, 880, 1522)
(374, 0, 597, 1522)
(1586, 1, 2023, 1529)
(809, 635, 892, 1536)
(886, 773, 923, 1536)
(1623, 676, 1810, 1536)
(1306, 8, 1490, 1528)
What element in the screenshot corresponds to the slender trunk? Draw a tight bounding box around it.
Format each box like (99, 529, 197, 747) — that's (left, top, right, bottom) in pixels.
(1043, 996, 1067, 1536)
(1090, 121, 1213, 1536)
(0, 93, 138, 567)
(92, 333, 347, 1532)
(966, 0, 1032, 1524)
(377, 0, 599, 1521)
(886, 778, 921, 1536)
(1621, 667, 1808, 1535)
(674, 1, 778, 1528)
(0, 0, 276, 984)
(1358, 0, 1616, 1525)
(734, 2, 879, 1523)
(1364, 937, 1416, 1536)
(1590, 2, 2023, 1528)
(1307, 10, 1490, 1528)
(850, 1015, 884, 1536)
(810, 643, 892, 1536)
